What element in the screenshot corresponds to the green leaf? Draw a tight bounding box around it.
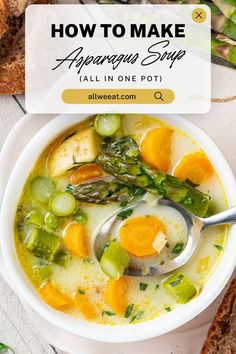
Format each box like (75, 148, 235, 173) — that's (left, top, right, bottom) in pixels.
(165, 306, 172, 312)
(172, 241, 184, 255)
(78, 289, 86, 295)
(124, 304, 134, 318)
(130, 310, 144, 323)
(139, 283, 148, 291)
(102, 310, 115, 316)
(214, 244, 224, 251)
(0, 343, 15, 354)
(117, 208, 133, 220)
(65, 184, 73, 193)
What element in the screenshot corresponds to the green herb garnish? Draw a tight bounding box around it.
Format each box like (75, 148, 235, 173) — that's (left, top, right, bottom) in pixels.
(124, 304, 134, 318)
(155, 284, 160, 289)
(117, 208, 133, 220)
(169, 274, 184, 287)
(172, 242, 184, 255)
(78, 289, 86, 295)
(65, 184, 73, 193)
(130, 310, 144, 323)
(214, 244, 224, 251)
(139, 283, 148, 291)
(165, 307, 172, 312)
(102, 310, 115, 316)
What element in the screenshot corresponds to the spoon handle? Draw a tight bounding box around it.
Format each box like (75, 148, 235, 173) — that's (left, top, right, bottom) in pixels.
(203, 206, 236, 228)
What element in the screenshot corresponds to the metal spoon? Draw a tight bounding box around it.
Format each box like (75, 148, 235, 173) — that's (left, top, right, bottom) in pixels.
(94, 197, 236, 276)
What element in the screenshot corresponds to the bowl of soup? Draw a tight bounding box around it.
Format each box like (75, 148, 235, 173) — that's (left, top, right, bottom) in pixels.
(1, 113, 236, 343)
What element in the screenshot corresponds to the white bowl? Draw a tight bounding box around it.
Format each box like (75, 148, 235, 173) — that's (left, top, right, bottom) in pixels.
(1, 113, 236, 343)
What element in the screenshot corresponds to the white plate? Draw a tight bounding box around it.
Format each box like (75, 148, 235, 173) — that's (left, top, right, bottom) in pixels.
(0, 112, 235, 354)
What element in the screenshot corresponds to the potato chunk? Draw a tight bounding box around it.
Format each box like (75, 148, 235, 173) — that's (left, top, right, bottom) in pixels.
(49, 128, 98, 177)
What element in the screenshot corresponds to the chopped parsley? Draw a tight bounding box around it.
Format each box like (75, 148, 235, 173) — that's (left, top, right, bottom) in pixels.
(155, 284, 160, 290)
(139, 283, 148, 291)
(160, 260, 165, 265)
(130, 310, 144, 323)
(124, 304, 134, 318)
(102, 310, 115, 316)
(117, 208, 133, 220)
(172, 241, 184, 255)
(165, 307, 172, 312)
(214, 244, 224, 251)
(78, 289, 86, 295)
(169, 274, 184, 287)
(65, 184, 73, 193)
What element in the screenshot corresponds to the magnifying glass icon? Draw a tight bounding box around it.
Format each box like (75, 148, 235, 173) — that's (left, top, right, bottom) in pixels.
(154, 91, 164, 101)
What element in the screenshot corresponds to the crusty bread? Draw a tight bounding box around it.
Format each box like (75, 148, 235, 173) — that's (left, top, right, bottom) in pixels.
(0, 15, 24, 94)
(0, 0, 9, 39)
(0, 0, 53, 94)
(201, 278, 236, 354)
(5, 0, 36, 17)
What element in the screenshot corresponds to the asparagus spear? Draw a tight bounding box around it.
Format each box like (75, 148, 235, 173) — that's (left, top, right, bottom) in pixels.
(201, 0, 236, 40)
(211, 33, 236, 64)
(212, 0, 236, 24)
(152, 0, 236, 40)
(71, 136, 209, 216)
(70, 180, 145, 204)
(95, 153, 210, 217)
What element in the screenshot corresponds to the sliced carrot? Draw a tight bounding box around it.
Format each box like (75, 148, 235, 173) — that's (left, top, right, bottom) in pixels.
(39, 282, 71, 309)
(140, 127, 173, 171)
(104, 276, 129, 315)
(119, 215, 166, 257)
(69, 164, 103, 185)
(63, 222, 88, 257)
(174, 151, 214, 185)
(74, 291, 97, 320)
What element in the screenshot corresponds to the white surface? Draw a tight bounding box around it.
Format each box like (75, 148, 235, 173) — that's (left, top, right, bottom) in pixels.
(0, 63, 235, 353)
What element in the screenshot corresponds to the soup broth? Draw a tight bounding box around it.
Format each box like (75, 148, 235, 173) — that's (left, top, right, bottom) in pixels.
(15, 115, 228, 325)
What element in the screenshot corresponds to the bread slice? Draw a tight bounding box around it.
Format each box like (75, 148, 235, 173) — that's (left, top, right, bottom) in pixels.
(0, 15, 24, 94)
(201, 277, 236, 354)
(5, 0, 36, 17)
(0, 0, 9, 39)
(0, 0, 53, 94)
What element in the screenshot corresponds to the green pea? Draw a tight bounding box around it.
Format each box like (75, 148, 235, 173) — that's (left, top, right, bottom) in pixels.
(45, 214, 59, 229)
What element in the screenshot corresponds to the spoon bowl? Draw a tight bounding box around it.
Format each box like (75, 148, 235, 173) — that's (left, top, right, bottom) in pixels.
(94, 197, 236, 276)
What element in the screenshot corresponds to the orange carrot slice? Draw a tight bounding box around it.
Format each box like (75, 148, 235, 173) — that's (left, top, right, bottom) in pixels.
(174, 152, 214, 185)
(63, 222, 88, 257)
(104, 276, 128, 315)
(74, 291, 97, 320)
(140, 127, 173, 171)
(119, 215, 166, 257)
(39, 282, 71, 309)
(69, 164, 103, 185)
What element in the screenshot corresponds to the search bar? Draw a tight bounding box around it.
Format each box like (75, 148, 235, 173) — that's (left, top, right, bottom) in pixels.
(61, 89, 175, 105)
